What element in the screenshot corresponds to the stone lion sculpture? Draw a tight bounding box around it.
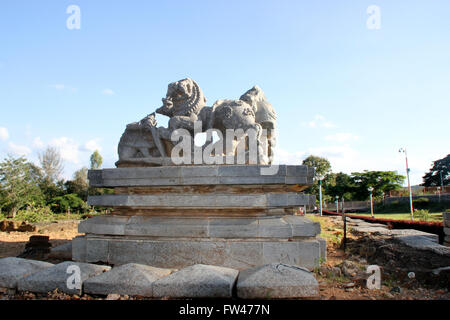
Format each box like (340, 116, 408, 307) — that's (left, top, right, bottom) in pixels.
(116, 78, 276, 167)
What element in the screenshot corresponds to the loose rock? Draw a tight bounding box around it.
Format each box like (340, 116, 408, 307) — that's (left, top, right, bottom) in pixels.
(84, 263, 174, 297)
(237, 263, 318, 299)
(152, 264, 238, 298)
(17, 261, 110, 295)
(0, 257, 54, 289)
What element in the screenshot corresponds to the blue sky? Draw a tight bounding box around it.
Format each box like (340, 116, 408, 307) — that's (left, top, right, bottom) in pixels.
(0, 0, 449, 185)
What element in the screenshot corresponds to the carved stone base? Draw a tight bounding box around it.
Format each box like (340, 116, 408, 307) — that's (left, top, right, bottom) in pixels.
(75, 165, 324, 269)
(72, 215, 325, 270)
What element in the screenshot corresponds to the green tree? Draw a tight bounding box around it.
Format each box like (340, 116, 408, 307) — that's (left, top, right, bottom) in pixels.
(326, 172, 355, 201)
(50, 193, 88, 214)
(302, 155, 332, 202)
(422, 154, 449, 187)
(350, 170, 405, 200)
(90, 150, 103, 170)
(0, 155, 44, 217)
(65, 167, 89, 200)
(302, 155, 332, 180)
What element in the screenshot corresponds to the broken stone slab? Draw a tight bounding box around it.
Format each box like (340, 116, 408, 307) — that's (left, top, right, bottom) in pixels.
(84, 263, 175, 297)
(350, 225, 390, 234)
(236, 263, 319, 299)
(152, 264, 239, 298)
(17, 261, 111, 295)
(390, 229, 439, 242)
(48, 242, 72, 260)
(393, 234, 450, 256)
(0, 257, 54, 289)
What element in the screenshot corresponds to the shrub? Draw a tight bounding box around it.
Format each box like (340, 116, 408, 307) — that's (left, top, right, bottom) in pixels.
(49, 193, 89, 214)
(414, 209, 431, 221)
(14, 205, 54, 223)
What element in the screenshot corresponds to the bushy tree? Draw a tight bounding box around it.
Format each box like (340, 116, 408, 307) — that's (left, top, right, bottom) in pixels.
(65, 167, 89, 200)
(0, 155, 45, 217)
(422, 154, 449, 186)
(90, 150, 103, 170)
(302, 155, 332, 203)
(50, 193, 88, 214)
(350, 170, 405, 200)
(326, 172, 355, 201)
(302, 155, 331, 180)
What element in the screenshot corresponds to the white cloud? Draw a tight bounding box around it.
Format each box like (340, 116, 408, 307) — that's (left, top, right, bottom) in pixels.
(324, 132, 360, 143)
(0, 127, 9, 141)
(49, 84, 66, 90)
(49, 137, 80, 164)
(33, 137, 45, 149)
(8, 142, 32, 156)
(302, 114, 336, 128)
(83, 139, 102, 152)
(49, 84, 77, 92)
(102, 88, 115, 95)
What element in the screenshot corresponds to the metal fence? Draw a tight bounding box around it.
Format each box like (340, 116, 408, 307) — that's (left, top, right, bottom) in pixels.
(323, 200, 370, 212)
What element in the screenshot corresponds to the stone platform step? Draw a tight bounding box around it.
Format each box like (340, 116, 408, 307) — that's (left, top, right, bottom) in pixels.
(73, 235, 326, 270)
(78, 215, 321, 238)
(88, 193, 314, 210)
(88, 165, 314, 187)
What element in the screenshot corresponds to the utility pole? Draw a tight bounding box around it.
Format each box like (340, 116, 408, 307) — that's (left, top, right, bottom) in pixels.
(335, 195, 339, 213)
(399, 148, 414, 220)
(368, 187, 374, 218)
(318, 175, 324, 216)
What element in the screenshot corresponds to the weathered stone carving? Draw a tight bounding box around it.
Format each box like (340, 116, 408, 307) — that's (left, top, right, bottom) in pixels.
(116, 78, 276, 167)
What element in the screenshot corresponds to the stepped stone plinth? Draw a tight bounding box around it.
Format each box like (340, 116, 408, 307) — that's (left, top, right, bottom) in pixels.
(72, 165, 325, 270)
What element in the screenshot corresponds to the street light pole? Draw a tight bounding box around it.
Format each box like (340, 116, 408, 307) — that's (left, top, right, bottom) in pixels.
(368, 186, 374, 218)
(317, 175, 324, 216)
(399, 148, 414, 221)
(335, 195, 339, 213)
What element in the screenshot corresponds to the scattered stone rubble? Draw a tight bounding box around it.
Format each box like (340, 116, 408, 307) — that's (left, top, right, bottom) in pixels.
(329, 216, 450, 288)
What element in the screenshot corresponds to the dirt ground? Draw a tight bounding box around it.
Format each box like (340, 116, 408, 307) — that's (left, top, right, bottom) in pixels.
(0, 217, 449, 300)
(0, 220, 81, 259)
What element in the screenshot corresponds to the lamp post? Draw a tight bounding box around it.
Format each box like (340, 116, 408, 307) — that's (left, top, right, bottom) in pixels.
(368, 186, 374, 218)
(399, 148, 414, 221)
(437, 186, 441, 203)
(335, 195, 339, 213)
(317, 174, 324, 216)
